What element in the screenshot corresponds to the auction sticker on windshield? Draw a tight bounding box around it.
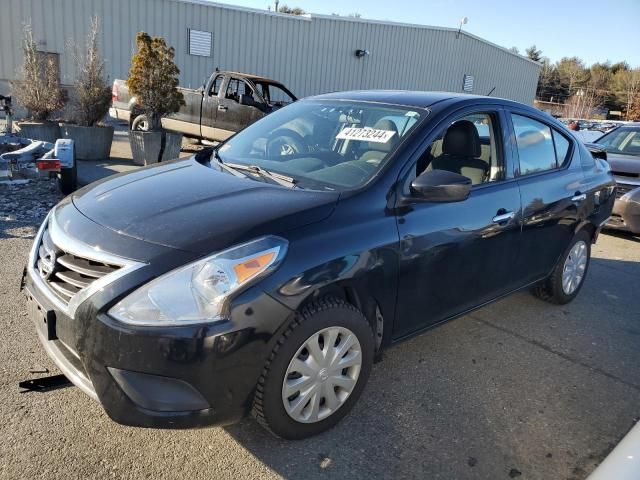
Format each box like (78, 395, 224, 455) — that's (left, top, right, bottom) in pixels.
(336, 127, 396, 143)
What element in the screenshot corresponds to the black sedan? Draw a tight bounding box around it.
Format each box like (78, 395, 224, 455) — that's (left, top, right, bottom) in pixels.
(23, 91, 615, 440)
(586, 123, 640, 234)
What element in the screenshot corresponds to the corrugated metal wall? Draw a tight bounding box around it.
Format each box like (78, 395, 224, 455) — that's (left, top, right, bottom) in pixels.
(0, 0, 540, 104)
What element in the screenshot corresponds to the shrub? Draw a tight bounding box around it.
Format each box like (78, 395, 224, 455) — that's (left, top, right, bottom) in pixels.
(11, 24, 66, 121)
(126, 32, 184, 131)
(71, 17, 112, 127)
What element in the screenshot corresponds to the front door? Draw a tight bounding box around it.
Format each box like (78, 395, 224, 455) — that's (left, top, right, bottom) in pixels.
(216, 77, 260, 139)
(201, 74, 224, 140)
(394, 108, 522, 338)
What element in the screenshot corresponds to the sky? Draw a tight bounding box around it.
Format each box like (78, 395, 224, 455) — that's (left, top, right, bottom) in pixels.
(214, 0, 640, 67)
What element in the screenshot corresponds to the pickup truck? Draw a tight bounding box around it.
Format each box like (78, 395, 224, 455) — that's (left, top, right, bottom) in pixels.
(110, 70, 297, 142)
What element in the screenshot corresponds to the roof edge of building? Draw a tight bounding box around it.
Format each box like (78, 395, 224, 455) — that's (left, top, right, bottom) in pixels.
(169, 0, 542, 69)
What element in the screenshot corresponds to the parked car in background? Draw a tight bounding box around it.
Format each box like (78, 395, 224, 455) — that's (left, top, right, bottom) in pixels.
(110, 70, 297, 142)
(587, 123, 640, 234)
(25, 91, 614, 440)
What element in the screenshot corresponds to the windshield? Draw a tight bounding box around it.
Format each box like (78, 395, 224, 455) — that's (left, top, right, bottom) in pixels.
(217, 100, 424, 190)
(595, 127, 640, 156)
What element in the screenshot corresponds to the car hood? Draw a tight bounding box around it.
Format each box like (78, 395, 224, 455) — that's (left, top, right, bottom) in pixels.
(605, 152, 640, 177)
(72, 158, 339, 255)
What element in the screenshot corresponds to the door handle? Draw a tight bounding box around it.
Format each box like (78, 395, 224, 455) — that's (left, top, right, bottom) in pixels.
(492, 211, 515, 223)
(218, 105, 228, 111)
(571, 193, 587, 202)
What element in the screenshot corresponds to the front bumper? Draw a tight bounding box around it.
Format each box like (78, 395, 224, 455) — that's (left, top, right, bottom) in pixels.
(25, 269, 294, 428)
(606, 184, 640, 234)
(24, 207, 295, 429)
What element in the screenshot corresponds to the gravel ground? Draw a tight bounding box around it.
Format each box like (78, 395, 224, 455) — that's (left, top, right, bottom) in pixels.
(0, 182, 639, 479)
(0, 179, 61, 222)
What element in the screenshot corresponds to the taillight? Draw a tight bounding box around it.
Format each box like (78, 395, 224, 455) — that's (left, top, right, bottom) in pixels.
(112, 83, 119, 102)
(37, 160, 61, 171)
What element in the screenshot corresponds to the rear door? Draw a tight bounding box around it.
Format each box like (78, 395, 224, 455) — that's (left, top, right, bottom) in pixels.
(508, 110, 586, 285)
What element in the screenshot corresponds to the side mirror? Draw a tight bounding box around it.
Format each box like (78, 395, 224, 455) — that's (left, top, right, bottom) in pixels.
(584, 142, 607, 161)
(238, 94, 258, 107)
(410, 169, 472, 202)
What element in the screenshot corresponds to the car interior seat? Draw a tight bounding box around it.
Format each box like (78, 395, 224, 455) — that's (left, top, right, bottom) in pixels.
(358, 119, 399, 166)
(430, 120, 489, 184)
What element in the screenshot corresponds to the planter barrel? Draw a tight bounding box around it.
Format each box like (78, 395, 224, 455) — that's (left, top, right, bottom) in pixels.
(17, 122, 62, 144)
(60, 124, 114, 160)
(129, 130, 183, 166)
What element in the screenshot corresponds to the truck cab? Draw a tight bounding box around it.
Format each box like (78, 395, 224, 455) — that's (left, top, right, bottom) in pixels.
(110, 71, 297, 142)
(199, 71, 297, 140)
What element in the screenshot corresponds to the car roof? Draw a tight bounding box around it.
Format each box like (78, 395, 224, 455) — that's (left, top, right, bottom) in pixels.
(220, 70, 283, 84)
(308, 90, 521, 109)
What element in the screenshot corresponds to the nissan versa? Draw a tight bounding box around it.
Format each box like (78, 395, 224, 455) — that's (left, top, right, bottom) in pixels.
(23, 91, 615, 439)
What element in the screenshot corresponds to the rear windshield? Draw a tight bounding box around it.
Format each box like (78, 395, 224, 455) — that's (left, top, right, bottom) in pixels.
(217, 100, 424, 190)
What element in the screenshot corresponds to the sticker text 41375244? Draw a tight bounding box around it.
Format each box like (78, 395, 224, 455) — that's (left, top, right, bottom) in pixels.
(336, 127, 396, 144)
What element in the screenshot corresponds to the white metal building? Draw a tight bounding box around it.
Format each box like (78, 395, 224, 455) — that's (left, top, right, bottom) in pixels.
(0, 0, 541, 104)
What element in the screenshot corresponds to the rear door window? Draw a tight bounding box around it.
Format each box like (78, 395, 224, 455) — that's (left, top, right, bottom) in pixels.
(511, 114, 558, 175)
(225, 78, 254, 103)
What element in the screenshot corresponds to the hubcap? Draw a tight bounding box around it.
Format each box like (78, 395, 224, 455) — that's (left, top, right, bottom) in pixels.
(562, 240, 588, 295)
(282, 326, 362, 424)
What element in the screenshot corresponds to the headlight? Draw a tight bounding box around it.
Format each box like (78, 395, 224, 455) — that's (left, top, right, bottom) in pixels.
(108, 236, 287, 326)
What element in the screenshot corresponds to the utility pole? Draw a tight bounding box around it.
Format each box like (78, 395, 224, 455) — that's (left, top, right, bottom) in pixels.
(274, 0, 279, 12)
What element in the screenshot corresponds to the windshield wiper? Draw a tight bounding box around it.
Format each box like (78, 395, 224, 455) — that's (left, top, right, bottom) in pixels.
(231, 163, 298, 188)
(212, 149, 298, 188)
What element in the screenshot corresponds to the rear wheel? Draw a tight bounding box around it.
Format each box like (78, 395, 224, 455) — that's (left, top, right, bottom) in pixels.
(253, 297, 374, 439)
(533, 230, 591, 304)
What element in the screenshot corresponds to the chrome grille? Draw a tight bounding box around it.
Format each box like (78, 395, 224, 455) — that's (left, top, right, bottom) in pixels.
(36, 224, 121, 304)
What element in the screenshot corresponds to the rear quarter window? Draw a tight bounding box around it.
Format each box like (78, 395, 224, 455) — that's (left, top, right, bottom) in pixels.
(552, 129, 571, 165)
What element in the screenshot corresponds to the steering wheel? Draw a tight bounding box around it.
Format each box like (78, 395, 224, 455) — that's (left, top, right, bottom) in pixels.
(266, 129, 308, 158)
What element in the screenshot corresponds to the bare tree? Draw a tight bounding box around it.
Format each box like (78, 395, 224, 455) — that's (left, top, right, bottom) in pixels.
(564, 65, 611, 118)
(613, 68, 640, 120)
(70, 17, 112, 126)
(10, 24, 66, 121)
(556, 57, 589, 99)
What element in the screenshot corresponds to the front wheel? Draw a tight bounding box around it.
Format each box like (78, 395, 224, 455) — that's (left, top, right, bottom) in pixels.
(131, 114, 150, 132)
(533, 230, 591, 304)
(253, 297, 374, 439)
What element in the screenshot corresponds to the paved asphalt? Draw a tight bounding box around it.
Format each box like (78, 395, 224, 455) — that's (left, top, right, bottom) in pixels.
(0, 218, 638, 480)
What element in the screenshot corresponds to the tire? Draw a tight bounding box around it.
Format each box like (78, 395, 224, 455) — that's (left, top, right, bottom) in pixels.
(253, 297, 374, 440)
(131, 114, 150, 132)
(57, 160, 77, 195)
(533, 230, 591, 304)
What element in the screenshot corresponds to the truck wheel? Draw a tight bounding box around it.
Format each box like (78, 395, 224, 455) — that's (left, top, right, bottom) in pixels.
(57, 160, 77, 195)
(533, 230, 591, 304)
(253, 297, 374, 440)
(131, 114, 150, 132)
